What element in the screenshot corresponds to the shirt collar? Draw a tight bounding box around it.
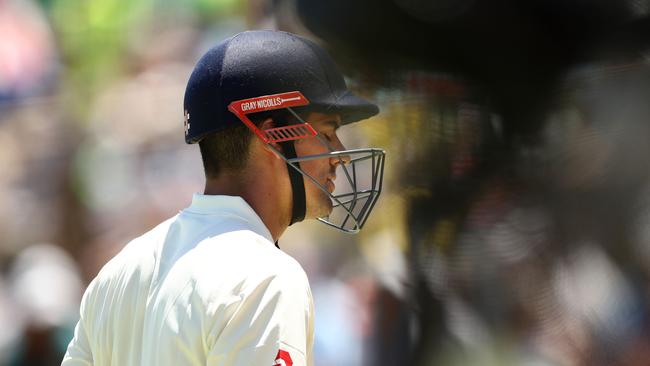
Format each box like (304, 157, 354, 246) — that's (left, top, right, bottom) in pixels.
(184, 193, 274, 243)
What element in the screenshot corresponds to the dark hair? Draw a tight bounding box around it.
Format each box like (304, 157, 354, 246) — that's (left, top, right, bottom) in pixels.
(198, 109, 304, 178)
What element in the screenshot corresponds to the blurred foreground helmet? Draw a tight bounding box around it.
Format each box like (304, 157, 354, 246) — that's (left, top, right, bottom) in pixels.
(183, 30, 385, 233)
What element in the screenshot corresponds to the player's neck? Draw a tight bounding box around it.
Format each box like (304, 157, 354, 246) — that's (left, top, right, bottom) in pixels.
(203, 162, 292, 243)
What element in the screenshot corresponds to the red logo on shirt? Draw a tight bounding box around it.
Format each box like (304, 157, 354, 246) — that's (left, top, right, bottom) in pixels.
(273, 349, 293, 366)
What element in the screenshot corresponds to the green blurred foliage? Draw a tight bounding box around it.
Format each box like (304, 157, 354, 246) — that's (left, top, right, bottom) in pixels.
(193, 0, 245, 18)
(51, 0, 152, 99)
(47, 0, 245, 118)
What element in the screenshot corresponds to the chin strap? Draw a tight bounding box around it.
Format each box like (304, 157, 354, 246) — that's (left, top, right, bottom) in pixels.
(278, 139, 306, 225)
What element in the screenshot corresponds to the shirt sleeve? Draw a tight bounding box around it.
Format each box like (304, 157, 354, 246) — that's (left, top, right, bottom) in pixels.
(61, 289, 94, 366)
(206, 267, 314, 366)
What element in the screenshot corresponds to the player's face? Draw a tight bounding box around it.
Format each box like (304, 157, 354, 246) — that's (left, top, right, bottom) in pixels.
(294, 112, 348, 220)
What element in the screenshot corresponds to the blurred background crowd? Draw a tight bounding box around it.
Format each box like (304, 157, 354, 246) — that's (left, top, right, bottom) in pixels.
(1, 0, 650, 365)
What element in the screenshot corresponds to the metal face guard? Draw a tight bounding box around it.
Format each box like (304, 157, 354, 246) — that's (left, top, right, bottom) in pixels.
(286, 147, 385, 233)
(229, 91, 385, 233)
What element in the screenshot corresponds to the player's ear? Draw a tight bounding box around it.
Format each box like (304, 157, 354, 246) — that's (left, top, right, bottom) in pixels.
(258, 118, 284, 158)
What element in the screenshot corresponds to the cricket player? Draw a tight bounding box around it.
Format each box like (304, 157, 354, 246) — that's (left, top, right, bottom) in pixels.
(62, 30, 385, 366)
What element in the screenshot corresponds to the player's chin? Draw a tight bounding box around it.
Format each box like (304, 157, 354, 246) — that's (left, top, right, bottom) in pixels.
(313, 194, 334, 219)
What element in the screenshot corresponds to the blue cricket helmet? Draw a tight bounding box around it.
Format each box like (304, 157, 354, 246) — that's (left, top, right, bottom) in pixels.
(183, 30, 379, 144)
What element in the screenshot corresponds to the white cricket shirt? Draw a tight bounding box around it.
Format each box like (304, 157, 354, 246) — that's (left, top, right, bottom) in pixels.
(62, 194, 314, 366)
